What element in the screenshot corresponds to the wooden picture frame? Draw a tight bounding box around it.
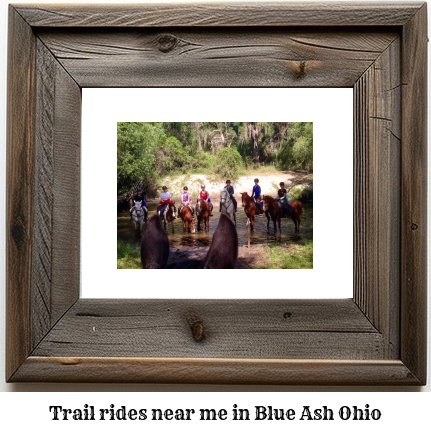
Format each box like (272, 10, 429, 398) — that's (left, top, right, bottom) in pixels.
(6, 2, 427, 385)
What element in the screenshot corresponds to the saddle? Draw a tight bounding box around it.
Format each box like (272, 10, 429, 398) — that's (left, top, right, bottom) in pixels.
(253, 200, 263, 214)
(280, 201, 292, 218)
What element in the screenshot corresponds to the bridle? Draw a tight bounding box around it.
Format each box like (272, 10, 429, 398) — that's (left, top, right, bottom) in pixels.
(132, 203, 144, 218)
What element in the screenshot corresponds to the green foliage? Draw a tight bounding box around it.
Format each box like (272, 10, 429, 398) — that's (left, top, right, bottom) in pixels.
(117, 240, 141, 269)
(264, 241, 313, 269)
(215, 147, 243, 179)
(277, 122, 313, 170)
(117, 122, 313, 196)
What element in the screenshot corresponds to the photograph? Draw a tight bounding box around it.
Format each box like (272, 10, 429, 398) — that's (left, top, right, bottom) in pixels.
(2, 0, 428, 393)
(117, 122, 313, 270)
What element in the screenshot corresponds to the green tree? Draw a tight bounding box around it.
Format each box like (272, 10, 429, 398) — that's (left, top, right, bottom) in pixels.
(215, 147, 243, 178)
(117, 122, 165, 193)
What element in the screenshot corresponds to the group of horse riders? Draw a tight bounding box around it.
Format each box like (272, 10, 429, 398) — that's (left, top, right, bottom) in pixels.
(130, 178, 290, 221)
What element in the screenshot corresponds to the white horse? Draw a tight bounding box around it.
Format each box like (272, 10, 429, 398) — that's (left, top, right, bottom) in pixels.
(220, 189, 236, 227)
(131, 200, 147, 239)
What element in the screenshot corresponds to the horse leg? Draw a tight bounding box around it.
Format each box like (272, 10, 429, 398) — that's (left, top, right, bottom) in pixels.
(251, 215, 255, 231)
(277, 217, 281, 234)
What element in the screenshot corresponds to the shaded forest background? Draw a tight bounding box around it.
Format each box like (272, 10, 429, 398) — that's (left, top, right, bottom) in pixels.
(117, 122, 313, 196)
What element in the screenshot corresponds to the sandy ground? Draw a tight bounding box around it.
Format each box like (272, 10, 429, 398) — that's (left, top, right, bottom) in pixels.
(155, 171, 296, 204)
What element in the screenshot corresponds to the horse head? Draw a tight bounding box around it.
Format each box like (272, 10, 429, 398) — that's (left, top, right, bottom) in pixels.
(240, 192, 249, 207)
(220, 189, 229, 204)
(169, 200, 176, 218)
(141, 214, 169, 268)
(199, 199, 207, 211)
(262, 195, 270, 211)
(189, 217, 196, 234)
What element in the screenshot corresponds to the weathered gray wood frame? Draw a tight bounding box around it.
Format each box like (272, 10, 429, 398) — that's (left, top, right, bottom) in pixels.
(6, 3, 427, 384)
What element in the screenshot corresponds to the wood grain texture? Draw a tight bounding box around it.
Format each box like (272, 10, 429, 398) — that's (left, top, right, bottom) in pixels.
(12, 358, 420, 385)
(6, 7, 36, 381)
(32, 39, 81, 350)
(32, 299, 383, 359)
(37, 29, 398, 88)
(15, 2, 423, 27)
(353, 38, 401, 358)
(6, 2, 427, 385)
(400, 3, 428, 384)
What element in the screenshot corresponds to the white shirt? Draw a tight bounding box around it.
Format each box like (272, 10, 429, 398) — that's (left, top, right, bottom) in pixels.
(161, 192, 171, 200)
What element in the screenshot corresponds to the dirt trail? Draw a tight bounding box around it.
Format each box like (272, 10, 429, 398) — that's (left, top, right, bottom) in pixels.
(153, 171, 296, 203)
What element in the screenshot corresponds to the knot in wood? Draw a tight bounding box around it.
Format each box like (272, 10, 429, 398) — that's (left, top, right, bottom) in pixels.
(156, 34, 179, 53)
(11, 222, 26, 246)
(410, 223, 419, 231)
(292, 61, 307, 79)
(186, 314, 206, 342)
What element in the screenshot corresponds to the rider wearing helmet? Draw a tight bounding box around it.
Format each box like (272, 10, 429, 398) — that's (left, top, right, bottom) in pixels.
(179, 186, 194, 217)
(199, 184, 213, 216)
(129, 187, 147, 220)
(221, 179, 237, 213)
(251, 178, 263, 215)
(158, 185, 171, 216)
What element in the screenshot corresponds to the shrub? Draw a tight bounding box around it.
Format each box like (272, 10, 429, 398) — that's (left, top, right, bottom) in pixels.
(215, 147, 243, 179)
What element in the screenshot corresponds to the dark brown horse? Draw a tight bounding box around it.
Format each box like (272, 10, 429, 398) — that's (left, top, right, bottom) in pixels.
(141, 214, 170, 268)
(240, 192, 263, 232)
(157, 200, 176, 233)
(262, 195, 303, 234)
(196, 199, 211, 231)
(179, 205, 196, 233)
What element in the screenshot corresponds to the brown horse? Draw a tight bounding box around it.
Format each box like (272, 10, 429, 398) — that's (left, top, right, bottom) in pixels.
(180, 205, 196, 233)
(262, 195, 303, 234)
(240, 192, 263, 231)
(141, 214, 170, 268)
(196, 199, 211, 231)
(157, 200, 176, 233)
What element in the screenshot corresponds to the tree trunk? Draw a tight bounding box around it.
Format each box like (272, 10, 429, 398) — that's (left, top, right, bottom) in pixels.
(247, 122, 259, 164)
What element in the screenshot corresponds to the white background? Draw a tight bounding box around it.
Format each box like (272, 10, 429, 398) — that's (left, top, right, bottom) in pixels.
(0, 0, 430, 424)
(81, 87, 353, 299)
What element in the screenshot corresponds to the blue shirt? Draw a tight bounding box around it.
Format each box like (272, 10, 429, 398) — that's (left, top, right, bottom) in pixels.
(252, 185, 261, 198)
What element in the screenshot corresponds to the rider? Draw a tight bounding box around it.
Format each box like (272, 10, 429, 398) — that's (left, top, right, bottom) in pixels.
(277, 182, 290, 216)
(178, 186, 194, 217)
(251, 178, 263, 215)
(158, 185, 171, 216)
(129, 187, 147, 220)
(199, 184, 213, 216)
(220, 179, 237, 213)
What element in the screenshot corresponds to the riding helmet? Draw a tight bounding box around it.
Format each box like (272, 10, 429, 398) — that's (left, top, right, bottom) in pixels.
(162, 186, 167, 190)
(226, 179, 231, 184)
(279, 182, 284, 186)
(254, 178, 259, 182)
(183, 186, 188, 190)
